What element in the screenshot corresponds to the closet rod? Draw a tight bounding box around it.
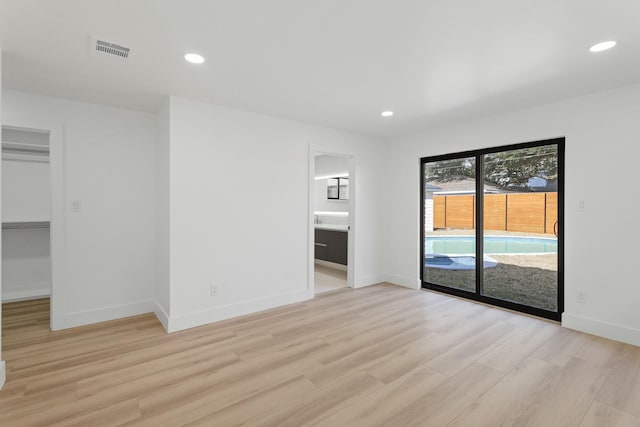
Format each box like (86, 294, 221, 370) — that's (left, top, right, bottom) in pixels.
(2, 141, 50, 153)
(2, 221, 50, 230)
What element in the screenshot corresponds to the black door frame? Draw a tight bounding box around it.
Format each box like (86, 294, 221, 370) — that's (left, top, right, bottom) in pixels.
(420, 137, 565, 321)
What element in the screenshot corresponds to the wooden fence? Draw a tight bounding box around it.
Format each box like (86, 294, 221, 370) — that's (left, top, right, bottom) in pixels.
(433, 192, 557, 234)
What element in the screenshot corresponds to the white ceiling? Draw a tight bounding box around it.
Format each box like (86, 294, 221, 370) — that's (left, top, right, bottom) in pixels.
(1, 0, 639, 138)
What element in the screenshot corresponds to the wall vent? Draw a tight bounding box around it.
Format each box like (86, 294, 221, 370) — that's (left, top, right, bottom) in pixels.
(91, 37, 132, 60)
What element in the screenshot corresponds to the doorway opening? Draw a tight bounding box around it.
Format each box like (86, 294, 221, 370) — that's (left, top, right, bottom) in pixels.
(311, 152, 355, 295)
(420, 138, 564, 320)
(1, 126, 52, 336)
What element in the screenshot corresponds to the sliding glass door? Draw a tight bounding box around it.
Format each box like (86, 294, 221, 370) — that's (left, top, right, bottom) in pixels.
(423, 157, 476, 292)
(421, 139, 563, 320)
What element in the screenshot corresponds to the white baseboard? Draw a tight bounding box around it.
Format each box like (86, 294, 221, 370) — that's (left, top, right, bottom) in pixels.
(167, 289, 313, 333)
(54, 300, 156, 331)
(2, 288, 50, 303)
(384, 274, 421, 290)
(154, 300, 170, 332)
(353, 274, 388, 289)
(0, 360, 5, 390)
(314, 260, 347, 271)
(562, 312, 640, 347)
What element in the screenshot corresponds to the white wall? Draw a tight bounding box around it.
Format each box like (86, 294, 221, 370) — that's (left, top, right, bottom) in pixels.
(165, 96, 387, 331)
(1, 90, 157, 329)
(424, 194, 434, 232)
(2, 228, 50, 301)
(1, 159, 49, 221)
(0, 48, 5, 390)
(155, 99, 170, 329)
(385, 83, 640, 346)
(314, 178, 349, 215)
(315, 154, 349, 177)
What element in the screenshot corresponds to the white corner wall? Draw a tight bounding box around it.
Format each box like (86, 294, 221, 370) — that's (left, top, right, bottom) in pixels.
(385, 83, 640, 346)
(165, 96, 387, 332)
(155, 99, 170, 330)
(0, 48, 5, 390)
(1, 90, 157, 329)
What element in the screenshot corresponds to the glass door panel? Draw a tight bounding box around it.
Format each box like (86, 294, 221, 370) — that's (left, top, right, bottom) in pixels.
(481, 145, 559, 311)
(423, 157, 476, 293)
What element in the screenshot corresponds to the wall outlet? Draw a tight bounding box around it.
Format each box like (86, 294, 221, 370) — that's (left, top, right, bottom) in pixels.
(210, 284, 218, 296)
(577, 291, 588, 304)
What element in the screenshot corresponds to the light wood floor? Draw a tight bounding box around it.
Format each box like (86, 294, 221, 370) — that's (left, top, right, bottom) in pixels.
(314, 263, 348, 294)
(1, 285, 640, 426)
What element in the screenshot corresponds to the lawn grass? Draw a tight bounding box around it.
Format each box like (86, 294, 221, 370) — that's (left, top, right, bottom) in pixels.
(425, 254, 557, 311)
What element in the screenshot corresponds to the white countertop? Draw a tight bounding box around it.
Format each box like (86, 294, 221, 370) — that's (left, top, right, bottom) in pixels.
(315, 224, 349, 232)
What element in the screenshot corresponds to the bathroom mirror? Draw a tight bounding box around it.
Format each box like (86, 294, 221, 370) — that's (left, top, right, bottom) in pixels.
(327, 177, 349, 200)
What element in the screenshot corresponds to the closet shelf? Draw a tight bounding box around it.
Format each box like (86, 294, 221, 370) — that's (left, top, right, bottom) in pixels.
(2, 140, 50, 163)
(2, 221, 50, 229)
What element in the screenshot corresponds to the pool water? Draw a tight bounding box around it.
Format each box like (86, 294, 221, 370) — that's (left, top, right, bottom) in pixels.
(425, 235, 557, 255)
(425, 254, 498, 270)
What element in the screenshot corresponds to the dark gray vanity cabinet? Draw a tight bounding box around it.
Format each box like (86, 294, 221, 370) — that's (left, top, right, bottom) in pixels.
(314, 229, 348, 265)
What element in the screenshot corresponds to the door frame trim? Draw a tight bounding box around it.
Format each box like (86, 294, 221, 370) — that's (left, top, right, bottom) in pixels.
(1, 122, 66, 330)
(308, 144, 356, 294)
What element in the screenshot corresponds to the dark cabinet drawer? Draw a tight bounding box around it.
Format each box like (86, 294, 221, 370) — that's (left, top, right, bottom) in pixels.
(314, 241, 328, 260)
(315, 229, 348, 265)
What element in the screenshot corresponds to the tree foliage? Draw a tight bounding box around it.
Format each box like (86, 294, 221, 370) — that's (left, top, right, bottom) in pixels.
(425, 145, 557, 191)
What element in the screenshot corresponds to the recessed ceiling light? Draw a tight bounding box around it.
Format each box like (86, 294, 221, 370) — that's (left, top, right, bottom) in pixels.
(381, 111, 394, 117)
(589, 41, 616, 53)
(184, 53, 205, 64)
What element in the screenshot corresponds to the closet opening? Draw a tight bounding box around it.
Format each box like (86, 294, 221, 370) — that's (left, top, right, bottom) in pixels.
(2, 126, 52, 336)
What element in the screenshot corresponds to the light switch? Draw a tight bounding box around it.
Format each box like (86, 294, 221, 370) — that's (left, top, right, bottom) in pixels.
(577, 200, 586, 211)
(71, 201, 81, 213)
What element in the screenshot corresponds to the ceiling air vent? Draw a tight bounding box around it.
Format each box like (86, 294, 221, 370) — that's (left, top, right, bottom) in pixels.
(91, 37, 132, 60)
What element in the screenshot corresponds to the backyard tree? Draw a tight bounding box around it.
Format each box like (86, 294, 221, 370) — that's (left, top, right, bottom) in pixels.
(425, 145, 557, 191)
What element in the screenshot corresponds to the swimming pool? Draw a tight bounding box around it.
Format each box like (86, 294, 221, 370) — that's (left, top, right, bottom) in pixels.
(425, 235, 557, 255)
(425, 254, 498, 270)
